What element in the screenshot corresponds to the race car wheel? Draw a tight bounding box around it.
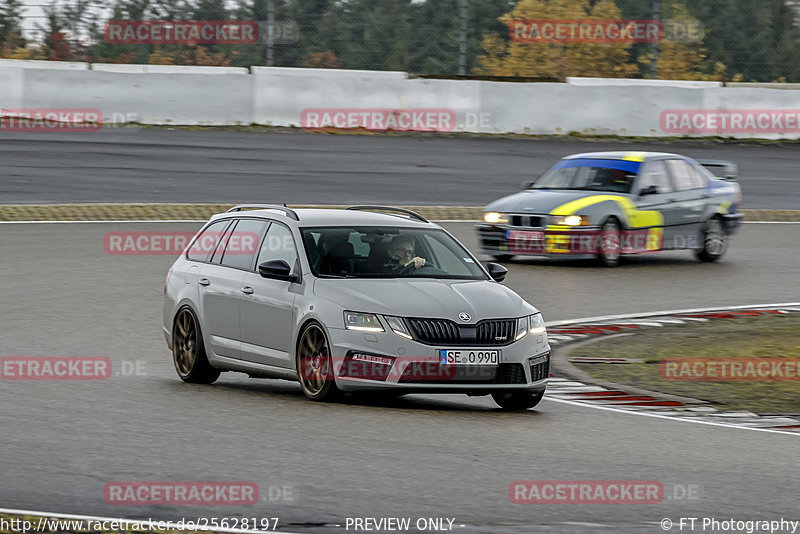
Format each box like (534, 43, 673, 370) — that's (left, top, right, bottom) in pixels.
(297, 322, 340, 401)
(597, 218, 622, 267)
(172, 307, 220, 384)
(695, 216, 729, 262)
(492, 390, 545, 410)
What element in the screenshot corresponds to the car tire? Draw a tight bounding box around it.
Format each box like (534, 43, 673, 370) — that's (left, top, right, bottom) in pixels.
(597, 218, 623, 267)
(172, 307, 220, 384)
(296, 322, 341, 402)
(492, 254, 513, 262)
(492, 390, 545, 410)
(695, 216, 729, 262)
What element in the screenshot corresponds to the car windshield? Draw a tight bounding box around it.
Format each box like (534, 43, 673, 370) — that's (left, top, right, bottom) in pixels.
(301, 226, 488, 280)
(531, 158, 641, 193)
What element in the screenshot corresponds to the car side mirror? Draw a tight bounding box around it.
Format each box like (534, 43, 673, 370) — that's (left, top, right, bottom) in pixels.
(639, 184, 659, 196)
(521, 180, 536, 190)
(258, 260, 299, 283)
(486, 262, 508, 283)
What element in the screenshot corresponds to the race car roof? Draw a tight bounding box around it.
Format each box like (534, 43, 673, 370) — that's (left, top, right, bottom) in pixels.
(563, 151, 682, 162)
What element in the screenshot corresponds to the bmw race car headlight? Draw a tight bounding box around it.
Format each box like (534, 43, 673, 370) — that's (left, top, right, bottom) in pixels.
(551, 215, 590, 226)
(344, 312, 384, 332)
(384, 316, 413, 340)
(529, 313, 546, 335)
(484, 212, 509, 224)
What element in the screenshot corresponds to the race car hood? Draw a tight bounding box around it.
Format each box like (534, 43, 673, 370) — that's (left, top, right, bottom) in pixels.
(485, 189, 634, 215)
(313, 278, 536, 321)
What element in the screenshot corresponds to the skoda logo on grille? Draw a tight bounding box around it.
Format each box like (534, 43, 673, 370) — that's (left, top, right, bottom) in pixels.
(458, 312, 471, 322)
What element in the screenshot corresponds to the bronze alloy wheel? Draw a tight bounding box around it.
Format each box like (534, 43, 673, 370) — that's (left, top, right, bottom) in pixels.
(297, 323, 339, 400)
(172, 307, 220, 384)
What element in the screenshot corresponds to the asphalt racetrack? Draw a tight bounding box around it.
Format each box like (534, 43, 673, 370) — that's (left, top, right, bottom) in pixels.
(1, 219, 798, 533)
(1, 129, 799, 208)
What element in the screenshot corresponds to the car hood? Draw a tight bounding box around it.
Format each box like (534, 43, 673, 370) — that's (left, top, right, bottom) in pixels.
(486, 189, 633, 214)
(313, 278, 536, 320)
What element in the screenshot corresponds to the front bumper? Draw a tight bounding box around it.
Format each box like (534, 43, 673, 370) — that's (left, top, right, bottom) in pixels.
(325, 326, 550, 393)
(477, 223, 664, 256)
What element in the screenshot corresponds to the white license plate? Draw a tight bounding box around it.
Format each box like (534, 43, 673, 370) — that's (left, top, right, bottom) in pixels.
(507, 230, 545, 241)
(439, 349, 500, 366)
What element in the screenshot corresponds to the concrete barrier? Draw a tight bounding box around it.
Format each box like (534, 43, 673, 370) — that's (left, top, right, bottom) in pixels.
(2, 63, 800, 139)
(92, 63, 249, 75)
(0, 59, 88, 70)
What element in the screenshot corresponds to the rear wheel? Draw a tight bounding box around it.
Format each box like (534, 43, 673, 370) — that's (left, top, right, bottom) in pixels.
(172, 307, 220, 384)
(492, 390, 545, 410)
(297, 323, 340, 401)
(695, 217, 728, 262)
(597, 218, 622, 267)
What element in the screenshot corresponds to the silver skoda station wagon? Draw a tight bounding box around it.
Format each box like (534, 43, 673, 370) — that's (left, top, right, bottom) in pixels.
(163, 205, 550, 410)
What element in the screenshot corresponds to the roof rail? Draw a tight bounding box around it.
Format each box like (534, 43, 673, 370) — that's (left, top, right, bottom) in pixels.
(346, 206, 429, 223)
(226, 204, 299, 221)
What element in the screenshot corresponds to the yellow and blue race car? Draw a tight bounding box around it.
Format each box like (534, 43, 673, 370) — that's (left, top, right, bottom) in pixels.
(477, 151, 743, 266)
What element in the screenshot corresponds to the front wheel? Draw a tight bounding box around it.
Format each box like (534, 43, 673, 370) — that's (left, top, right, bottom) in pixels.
(596, 218, 622, 267)
(172, 307, 220, 384)
(694, 217, 729, 262)
(296, 323, 340, 401)
(492, 390, 545, 410)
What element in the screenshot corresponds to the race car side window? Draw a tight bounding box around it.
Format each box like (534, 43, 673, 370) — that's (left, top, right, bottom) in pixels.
(638, 161, 673, 194)
(665, 159, 698, 191)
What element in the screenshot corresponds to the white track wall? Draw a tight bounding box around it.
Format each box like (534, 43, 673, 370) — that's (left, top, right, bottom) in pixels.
(1, 62, 799, 139)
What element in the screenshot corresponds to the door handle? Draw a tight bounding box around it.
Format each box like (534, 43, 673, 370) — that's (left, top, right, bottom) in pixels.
(668, 197, 679, 203)
(198, 278, 210, 287)
(241, 286, 254, 295)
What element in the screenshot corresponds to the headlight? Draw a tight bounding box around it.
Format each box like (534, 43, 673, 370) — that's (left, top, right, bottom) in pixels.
(529, 313, 546, 335)
(384, 316, 413, 340)
(515, 317, 528, 341)
(484, 212, 509, 224)
(343, 311, 384, 332)
(551, 215, 589, 226)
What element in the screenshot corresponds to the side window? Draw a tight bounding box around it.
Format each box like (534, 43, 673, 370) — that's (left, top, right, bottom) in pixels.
(220, 219, 269, 271)
(689, 162, 710, 189)
(666, 159, 700, 191)
(638, 161, 674, 194)
(186, 220, 231, 262)
(256, 223, 299, 273)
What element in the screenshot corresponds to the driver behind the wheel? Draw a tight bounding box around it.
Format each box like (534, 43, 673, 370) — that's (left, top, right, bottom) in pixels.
(386, 235, 426, 271)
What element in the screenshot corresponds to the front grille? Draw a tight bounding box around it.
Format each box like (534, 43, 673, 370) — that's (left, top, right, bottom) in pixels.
(398, 363, 526, 384)
(405, 318, 517, 346)
(406, 318, 461, 345)
(476, 320, 516, 345)
(510, 215, 545, 228)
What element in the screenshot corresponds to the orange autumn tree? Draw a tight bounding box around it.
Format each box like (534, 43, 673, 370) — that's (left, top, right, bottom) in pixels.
(639, 2, 716, 80)
(475, 0, 638, 79)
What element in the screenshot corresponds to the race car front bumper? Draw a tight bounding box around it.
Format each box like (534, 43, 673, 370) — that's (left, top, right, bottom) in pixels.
(477, 223, 664, 257)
